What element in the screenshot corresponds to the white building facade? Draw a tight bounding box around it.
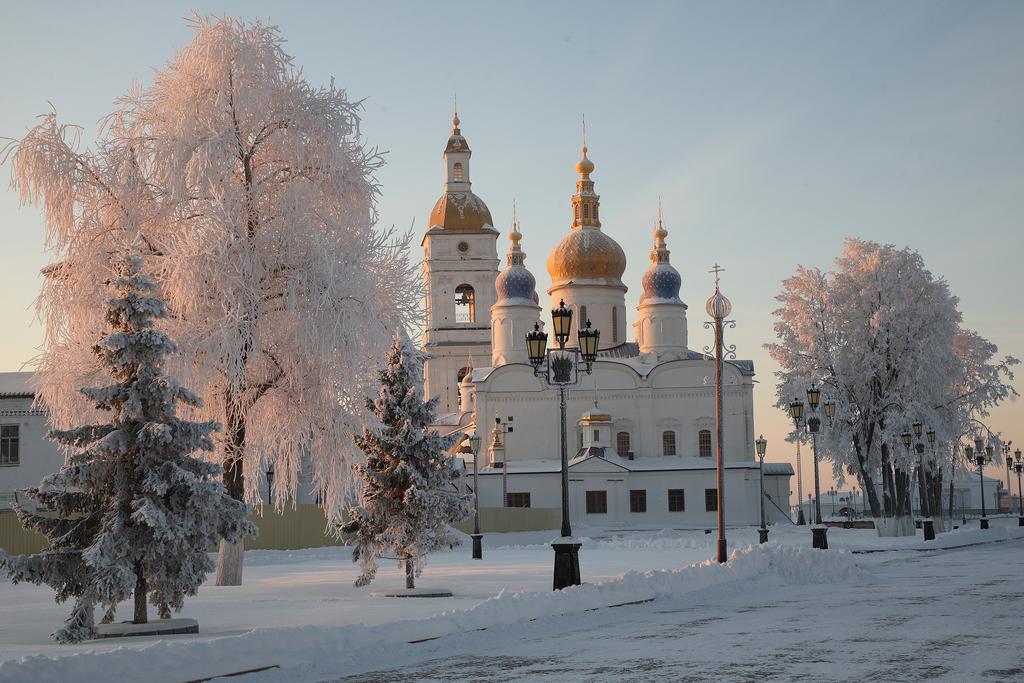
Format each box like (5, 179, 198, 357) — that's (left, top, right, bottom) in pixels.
(424, 117, 793, 528)
(0, 373, 62, 511)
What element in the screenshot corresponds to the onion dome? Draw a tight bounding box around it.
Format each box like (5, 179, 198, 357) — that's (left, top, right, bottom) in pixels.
(547, 143, 627, 289)
(640, 206, 683, 305)
(705, 265, 733, 319)
(580, 400, 612, 424)
(428, 112, 495, 232)
(494, 206, 539, 306)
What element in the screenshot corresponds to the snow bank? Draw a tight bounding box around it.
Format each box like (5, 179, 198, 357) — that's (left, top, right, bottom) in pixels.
(0, 543, 857, 683)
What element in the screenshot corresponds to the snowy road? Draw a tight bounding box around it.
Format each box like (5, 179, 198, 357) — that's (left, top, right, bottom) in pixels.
(327, 538, 1024, 683)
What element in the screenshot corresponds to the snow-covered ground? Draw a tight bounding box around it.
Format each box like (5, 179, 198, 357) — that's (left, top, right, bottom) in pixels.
(1, 519, 1022, 682)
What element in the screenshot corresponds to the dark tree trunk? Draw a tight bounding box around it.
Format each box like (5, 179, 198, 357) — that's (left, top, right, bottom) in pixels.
(881, 447, 895, 518)
(223, 406, 246, 501)
(133, 563, 148, 625)
(405, 557, 415, 590)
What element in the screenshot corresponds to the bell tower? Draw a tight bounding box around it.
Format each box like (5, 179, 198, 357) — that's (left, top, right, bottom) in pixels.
(422, 112, 500, 415)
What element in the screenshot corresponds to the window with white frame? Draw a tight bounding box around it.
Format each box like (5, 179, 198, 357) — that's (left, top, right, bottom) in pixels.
(0, 425, 19, 466)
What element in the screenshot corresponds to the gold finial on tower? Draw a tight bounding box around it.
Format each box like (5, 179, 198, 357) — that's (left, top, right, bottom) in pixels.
(508, 200, 525, 266)
(452, 94, 460, 133)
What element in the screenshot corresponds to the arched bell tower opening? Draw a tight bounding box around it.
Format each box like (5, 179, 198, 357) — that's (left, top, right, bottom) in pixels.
(421, 111, 499, 414)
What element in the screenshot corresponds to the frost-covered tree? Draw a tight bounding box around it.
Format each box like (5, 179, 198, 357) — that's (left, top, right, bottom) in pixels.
(348, 338, 471, 589)
(767, 239, 1016, 536)
(0, 254, 254, 643)
(6, 15, 420, 585)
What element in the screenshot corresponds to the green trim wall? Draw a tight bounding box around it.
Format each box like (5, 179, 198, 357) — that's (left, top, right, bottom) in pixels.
(0, 505, 561, 555)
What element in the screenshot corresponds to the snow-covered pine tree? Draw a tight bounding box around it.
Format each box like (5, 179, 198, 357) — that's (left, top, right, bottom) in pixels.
(0, 254, 255, 643)
(349, 338, 472, 589)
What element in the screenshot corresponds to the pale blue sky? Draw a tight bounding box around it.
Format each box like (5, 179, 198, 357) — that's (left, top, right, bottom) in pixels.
(1, 1, 1022, 490)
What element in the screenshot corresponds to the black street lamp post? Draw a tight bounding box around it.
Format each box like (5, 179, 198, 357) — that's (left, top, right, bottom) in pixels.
(793, 385, 832, 550)
(525, 300, 599, 590)
(1013, 448, 1023, 527)
(967, 437, 991, 529)
(1004, 443, 1014, 512)
(464, 432, 483, 559)
(828, 486, 836, 517)
(756, 435, 768, 543)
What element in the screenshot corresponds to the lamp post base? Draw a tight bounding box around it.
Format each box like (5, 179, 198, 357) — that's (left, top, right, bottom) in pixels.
(811, 526, 829, 550)
(796, 510, 806, 525)
(717, 538, 728, 563)
(471, 534, 483, 560)
(758, 527, 769, 544)
(551, 540, 582, 590)
(980, 517, 989, 530)
(922, 518, 935, 541)
(1018, 516, 1024, 527)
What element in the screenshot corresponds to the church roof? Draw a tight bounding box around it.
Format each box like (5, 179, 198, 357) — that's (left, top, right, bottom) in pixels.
(428, 191, 494, 232)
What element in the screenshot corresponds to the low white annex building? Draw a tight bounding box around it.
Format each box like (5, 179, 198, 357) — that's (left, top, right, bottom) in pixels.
(422, 114, 793, 528)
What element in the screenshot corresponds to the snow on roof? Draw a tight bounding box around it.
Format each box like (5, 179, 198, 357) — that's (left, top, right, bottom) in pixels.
(0, 372, 34, 398)
(762, 462, 795, 475)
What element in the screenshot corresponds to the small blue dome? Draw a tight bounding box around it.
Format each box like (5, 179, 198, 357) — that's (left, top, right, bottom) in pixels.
(495, 265, 537, 305)
(641, 263, 682, 304)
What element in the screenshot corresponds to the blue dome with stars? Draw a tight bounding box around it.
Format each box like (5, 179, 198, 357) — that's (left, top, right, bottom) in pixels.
(494, 214, 540, 307)
(496, 265, 537, 305)
(639, 218, 684, 305)
(641, 263, 682, 303)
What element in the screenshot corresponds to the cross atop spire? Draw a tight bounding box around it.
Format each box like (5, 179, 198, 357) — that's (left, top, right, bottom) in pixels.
(709, 263, 726, 289)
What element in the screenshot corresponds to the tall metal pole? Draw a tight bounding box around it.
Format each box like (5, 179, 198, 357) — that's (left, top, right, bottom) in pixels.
(472, 443, 482, 559)
(979, 458, 987, 522)
(559, 384, 571, 539)
(714, 315, 726, 563)
(795, 440, 805, 525)
(1011, 464, 1019, 524)
(758, 452, 767, 543)
(812, 432, 822, 525)
(501, 425, 508, 508)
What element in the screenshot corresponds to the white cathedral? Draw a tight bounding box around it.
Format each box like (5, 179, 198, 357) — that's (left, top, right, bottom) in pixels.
(422, 114, 793, 527)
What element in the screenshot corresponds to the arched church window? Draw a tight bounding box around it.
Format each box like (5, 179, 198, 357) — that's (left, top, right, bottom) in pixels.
(593, 205, 598, 222)
(616, 431, 631, 455)
(662, 431, 676, 456)
(698, 429, 712, 458)
(612, 307, 619, 344)
(455, 284, 475, 323)
(453, 162, 464, 182)
(583, 204, 590, 219)
(579, 305, 588, 326)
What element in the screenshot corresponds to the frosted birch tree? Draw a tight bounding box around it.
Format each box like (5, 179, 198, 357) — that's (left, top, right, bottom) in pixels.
(767, 239, 1016, 536)
(348, 338, 471, 589)
(0, 254, 253, 642)
(5, 15, 420, 585)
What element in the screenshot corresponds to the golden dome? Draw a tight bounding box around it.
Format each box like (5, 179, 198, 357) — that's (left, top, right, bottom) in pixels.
(429, 191, 494, 231)
(547, 227, 627, 289)
(576, 145, 595, 175)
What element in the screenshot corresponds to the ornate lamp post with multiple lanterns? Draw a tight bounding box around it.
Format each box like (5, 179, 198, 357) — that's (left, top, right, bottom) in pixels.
(790, 385, 833, 549)
(965, 437, 992, 529)
(525, 299, 599, 590)
(755, 435, 768, 543)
